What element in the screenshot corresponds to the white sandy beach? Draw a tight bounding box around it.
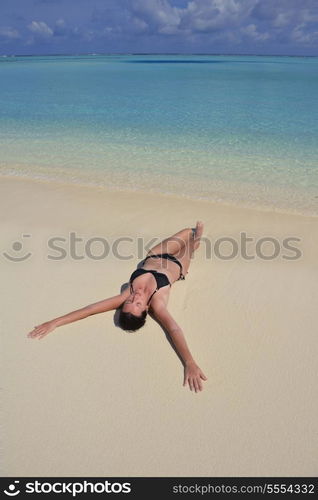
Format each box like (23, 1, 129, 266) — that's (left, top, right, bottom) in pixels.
(1, 174, 317, 477)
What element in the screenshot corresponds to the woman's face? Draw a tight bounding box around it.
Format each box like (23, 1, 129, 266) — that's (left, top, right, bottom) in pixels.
(122, 290, 148, 316)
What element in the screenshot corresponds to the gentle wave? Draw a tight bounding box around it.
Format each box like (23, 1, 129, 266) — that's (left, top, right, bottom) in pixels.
(1, 162, 318, 217)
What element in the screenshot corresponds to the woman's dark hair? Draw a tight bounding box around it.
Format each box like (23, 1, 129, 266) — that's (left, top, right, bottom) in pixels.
(118, 309, 147, 332)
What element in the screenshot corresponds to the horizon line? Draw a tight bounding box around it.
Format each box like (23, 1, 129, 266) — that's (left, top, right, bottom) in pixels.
(1, 52, 318, 58)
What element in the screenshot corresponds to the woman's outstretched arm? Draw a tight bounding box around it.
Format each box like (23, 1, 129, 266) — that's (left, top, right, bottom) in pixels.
(27, 288, 130, 340)
(152, 303, 207, 392)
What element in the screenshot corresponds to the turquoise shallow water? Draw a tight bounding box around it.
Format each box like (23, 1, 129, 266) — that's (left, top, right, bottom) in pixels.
(0, 54, 318, 214)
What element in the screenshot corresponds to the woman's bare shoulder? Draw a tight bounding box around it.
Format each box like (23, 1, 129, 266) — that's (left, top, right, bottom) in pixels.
(150, 290, 169, 314)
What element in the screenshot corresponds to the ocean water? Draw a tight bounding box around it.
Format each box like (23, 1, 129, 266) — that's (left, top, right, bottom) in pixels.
(0, 54, 318, 215)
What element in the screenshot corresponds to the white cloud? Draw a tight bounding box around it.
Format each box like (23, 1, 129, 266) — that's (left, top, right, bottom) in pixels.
(241, 23, 270, 41)
(131, 17, 148, 33)
(185, 0, 258, 32)
(272, 12, 291, 28)
(291, 23, 318, 44)
(55, 19, 66, 28)
(70, 25, 101, 41)
(132, 0, 181, 33)
(0, 27, 20, 39)
(301, 8, 318, 24)
(131, 0, 258, 36)
(128, 0, 317, 48)
(5, 0, 318, 51)
(28, 21, 53, 37)
(54, 18, 68, 36)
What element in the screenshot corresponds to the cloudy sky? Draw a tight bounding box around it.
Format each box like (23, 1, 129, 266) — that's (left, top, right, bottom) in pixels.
(0, 0, 318, 56)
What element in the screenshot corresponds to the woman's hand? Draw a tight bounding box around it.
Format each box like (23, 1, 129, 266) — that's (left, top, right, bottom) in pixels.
(183, 361, 207, 392)
(27, 320, 57, 340)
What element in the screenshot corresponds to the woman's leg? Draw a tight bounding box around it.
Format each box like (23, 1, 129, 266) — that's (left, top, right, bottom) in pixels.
(173, 221, 204, 277)
(146, 227, 195, 257)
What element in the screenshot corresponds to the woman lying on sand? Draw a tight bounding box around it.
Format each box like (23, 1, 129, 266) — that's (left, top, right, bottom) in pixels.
(28, 222, 208, 393)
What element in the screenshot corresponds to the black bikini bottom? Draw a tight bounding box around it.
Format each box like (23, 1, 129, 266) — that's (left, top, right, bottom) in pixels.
(143, 253, 185, 280)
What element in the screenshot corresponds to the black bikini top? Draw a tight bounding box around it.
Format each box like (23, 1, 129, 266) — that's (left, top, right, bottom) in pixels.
(129, 268, 171, 305)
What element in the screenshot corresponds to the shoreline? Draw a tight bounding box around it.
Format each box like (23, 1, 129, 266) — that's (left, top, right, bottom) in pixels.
(1, 167, 318, 219)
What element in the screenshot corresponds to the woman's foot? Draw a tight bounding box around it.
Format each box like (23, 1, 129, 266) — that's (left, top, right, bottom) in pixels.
(192, 221, 204, 250)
